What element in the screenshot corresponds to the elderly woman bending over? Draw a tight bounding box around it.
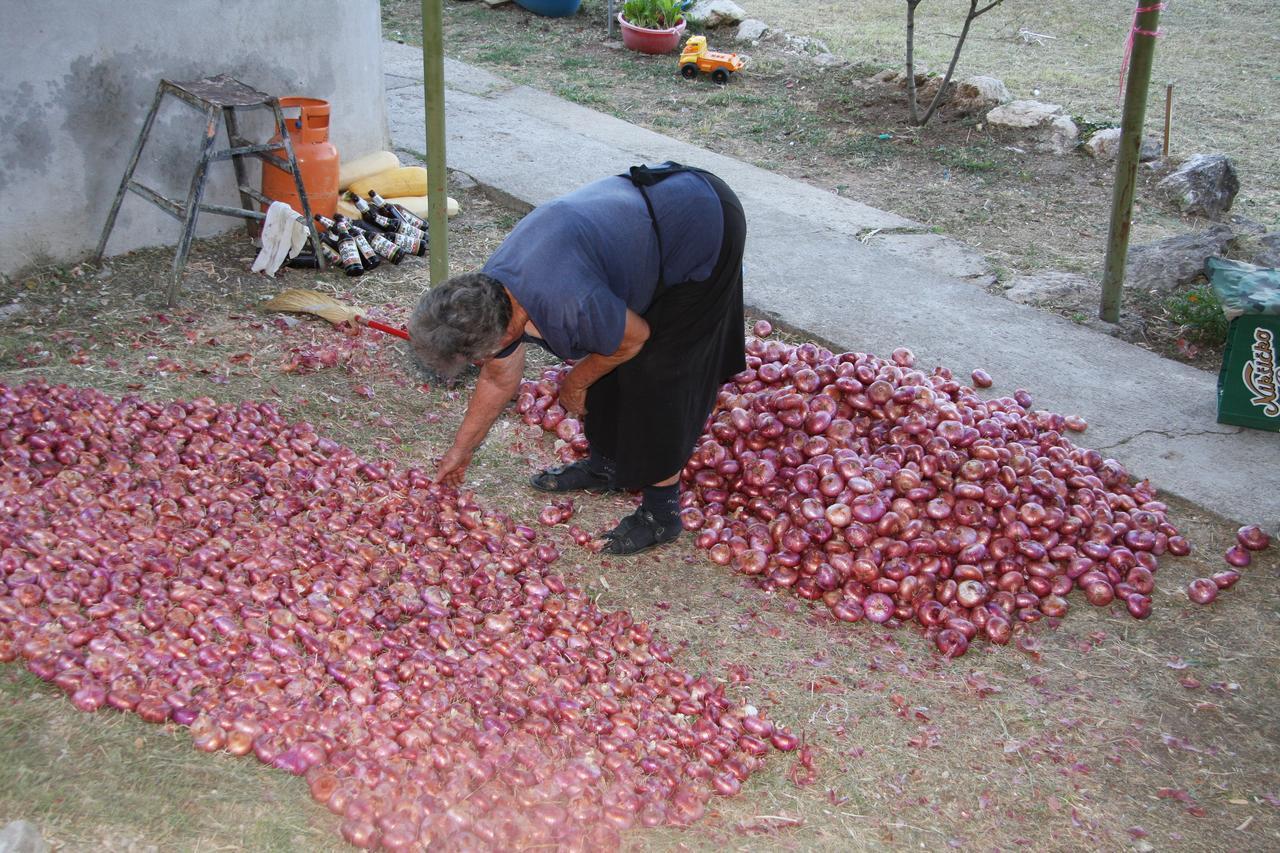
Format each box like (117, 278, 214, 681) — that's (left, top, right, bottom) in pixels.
(409, 163, 746, 555)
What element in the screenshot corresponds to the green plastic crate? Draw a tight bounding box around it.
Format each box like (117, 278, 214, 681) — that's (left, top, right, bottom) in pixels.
(1217, 313, 1280, 432)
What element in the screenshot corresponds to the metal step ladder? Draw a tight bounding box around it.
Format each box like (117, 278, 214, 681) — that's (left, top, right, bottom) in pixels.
(93, 74, 327, 305)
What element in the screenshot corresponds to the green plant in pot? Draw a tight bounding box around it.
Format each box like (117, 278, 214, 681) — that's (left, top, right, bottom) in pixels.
(619, 0, 687, 54)
(621, 0, 684, 29)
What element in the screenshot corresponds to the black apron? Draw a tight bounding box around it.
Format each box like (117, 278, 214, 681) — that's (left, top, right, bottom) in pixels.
(583, 163, 747, 489)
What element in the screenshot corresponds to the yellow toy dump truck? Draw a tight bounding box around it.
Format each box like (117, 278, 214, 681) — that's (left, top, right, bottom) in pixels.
(678, 35, 745, 84)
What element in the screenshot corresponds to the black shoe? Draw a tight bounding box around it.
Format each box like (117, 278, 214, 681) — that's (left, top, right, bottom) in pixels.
(601, 509, 680, 555)
(530, 460, 618, 494)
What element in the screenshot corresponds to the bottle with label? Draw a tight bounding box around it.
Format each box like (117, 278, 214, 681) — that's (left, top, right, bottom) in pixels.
(347, 220, 406, 264)
(385, 226, 427, 257)
(366, 192, 427, 242)
(335, 215, 381, 270)
(369, 189, 428, 233)
(345, 191, 396, 231)
(317, 240, 342, 266)
(316, 214, 363, 276)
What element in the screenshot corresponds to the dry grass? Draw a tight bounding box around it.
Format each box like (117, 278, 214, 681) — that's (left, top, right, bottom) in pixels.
(716, 0, 1280, 222)
(2, 175, 1279, 850)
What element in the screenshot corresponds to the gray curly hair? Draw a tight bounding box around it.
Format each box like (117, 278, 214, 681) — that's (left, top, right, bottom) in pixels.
(408, 273, 513, 377)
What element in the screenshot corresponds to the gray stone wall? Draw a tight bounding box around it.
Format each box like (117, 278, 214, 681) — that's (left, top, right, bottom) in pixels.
(0, 0, 389, 275)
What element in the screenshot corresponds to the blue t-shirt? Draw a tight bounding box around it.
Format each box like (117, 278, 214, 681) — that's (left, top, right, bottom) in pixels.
(481, 169, 724, 360)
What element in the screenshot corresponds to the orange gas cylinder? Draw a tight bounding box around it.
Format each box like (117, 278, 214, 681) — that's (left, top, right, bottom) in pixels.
(261, 97, 339, 220)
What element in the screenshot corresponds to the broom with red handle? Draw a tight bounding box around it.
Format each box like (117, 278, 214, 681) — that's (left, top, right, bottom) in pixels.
(260, 289, 410, 339)
(364, 319, 409, 340)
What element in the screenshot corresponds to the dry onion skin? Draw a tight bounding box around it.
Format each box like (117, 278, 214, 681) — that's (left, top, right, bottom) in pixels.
(520, 339, 1267, 657)
(0, 380, 796, 851)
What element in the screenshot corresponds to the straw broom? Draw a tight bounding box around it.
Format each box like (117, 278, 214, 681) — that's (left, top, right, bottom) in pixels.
(260, 288, 409, 340)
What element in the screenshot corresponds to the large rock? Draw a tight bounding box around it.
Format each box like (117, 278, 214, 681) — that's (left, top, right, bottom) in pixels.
(687, 0, 745, 28)
(1042, 115, 1079, 155)
(1003, 271, 1093, 306)
(1125, 225, 1235, 294)
(953, 75, 1011, 114)
(781, 33, 831, 57)
(735, 19, 768, 43)
(986, 99, 1063, 129)
(986, 100, 1078, 154)
(1157, 154, 1240, 219)
(1247, 232, 1280, 268)
(0, 821, 49, 853)
(1083, 127, 1163, 162)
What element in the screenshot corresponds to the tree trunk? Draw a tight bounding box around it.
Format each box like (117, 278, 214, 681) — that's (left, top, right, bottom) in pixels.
(906, 0, 923, 124)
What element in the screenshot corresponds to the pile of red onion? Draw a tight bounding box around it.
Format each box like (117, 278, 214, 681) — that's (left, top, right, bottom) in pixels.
(518, 338, 1269, 659)
(0, 380, 796, 850)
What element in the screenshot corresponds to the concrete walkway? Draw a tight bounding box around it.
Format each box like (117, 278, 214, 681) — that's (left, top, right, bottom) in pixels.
(382, 42, 1279, 529)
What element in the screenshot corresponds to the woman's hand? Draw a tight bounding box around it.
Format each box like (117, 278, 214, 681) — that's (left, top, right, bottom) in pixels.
(559, 380, 587, 416)
(434, 444, 474, 486)
(432, 344, 527, 486)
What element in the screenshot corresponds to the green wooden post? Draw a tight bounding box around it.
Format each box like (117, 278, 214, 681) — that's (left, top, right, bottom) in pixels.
(422, 0, 449, 286)
(1099, 3, 1163, 323)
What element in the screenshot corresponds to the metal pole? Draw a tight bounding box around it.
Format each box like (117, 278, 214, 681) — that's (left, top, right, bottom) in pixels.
(1162, 83, 1173, 157)
(1099, 3, 1162, 323)
(422, 0, 449, 286)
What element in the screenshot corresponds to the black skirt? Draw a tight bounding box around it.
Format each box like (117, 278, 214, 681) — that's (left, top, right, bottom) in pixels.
(583, 172, 746, 489)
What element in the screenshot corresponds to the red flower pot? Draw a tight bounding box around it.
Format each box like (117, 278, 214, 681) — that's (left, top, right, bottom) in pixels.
(618, 13, 686, 55)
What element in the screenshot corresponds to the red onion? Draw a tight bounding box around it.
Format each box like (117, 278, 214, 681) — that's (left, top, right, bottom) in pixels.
(752, 320, 773, 338)
(1212, 570, 1240, 589)
(1126, 594, 1152, 619)
(862, 593, 894, 624)
(970, 369, 993, 388)
(935, 628, 968, 658)
(1186, 578, 1218, 605)
(1224, 545, 1252, 568)
(523, 339, 1203, 658)
(1236, 524, 1271, 552)
(0, 379, 801, 851)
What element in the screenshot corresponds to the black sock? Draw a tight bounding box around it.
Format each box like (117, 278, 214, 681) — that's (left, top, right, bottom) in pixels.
(586, 451, 616, 481)
(641, 483, 680, 523)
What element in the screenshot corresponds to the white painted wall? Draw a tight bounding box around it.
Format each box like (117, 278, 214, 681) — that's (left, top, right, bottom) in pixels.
(0, 0, 389, 275)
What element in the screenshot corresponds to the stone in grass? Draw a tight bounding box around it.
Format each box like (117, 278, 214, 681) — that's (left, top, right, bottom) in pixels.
(1157, 154, 1240, 219)
(1083, 127, 1163, 162)
(985, 100, 1078, 154)
(1125, 224, 1235, 294)
(952, 75, 1011, 114)
(986, 99, 1063, 129)
(1002, 271, 1093, 306)
(0, 821, 49, 853)
(687, 0, 746, 28)
(782, 33, 832, 57)
(736, 19, 768, 43)
(1249, 232, 1280, 267)
(1039, 115, 1080, 155)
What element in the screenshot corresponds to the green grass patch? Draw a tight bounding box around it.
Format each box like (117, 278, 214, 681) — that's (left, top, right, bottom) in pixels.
(1165, 284, 1229, 345)
(477, 43, 539, 66)
(555, 83, 611, 107)
(933, 144, 1003, 174)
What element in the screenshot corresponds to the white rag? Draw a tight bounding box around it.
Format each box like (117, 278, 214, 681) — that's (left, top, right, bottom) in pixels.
(251, 201, 310, 277)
